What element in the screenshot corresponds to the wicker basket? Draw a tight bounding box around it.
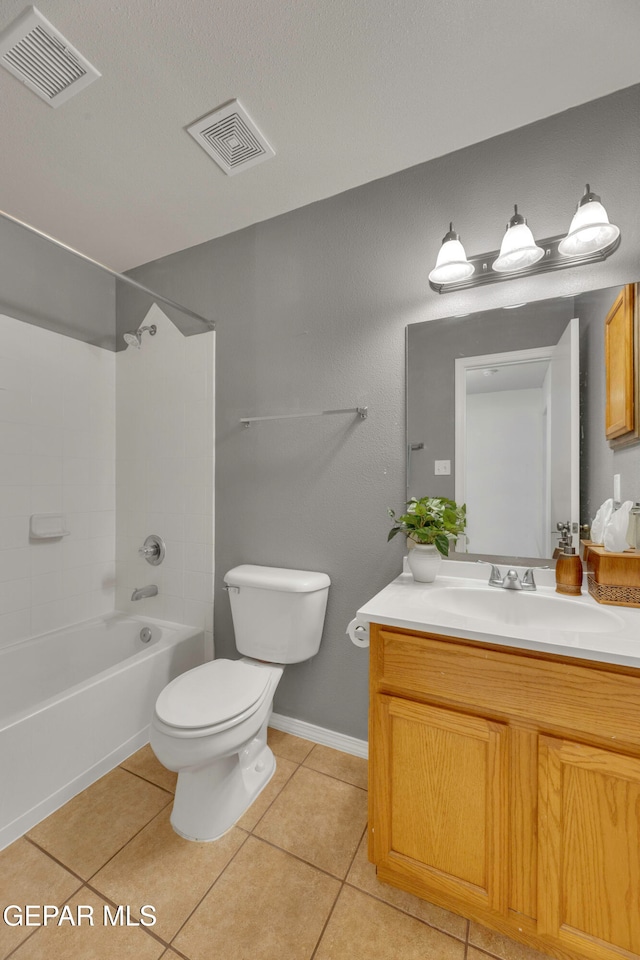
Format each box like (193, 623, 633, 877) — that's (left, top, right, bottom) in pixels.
(587, 574, 640, 608)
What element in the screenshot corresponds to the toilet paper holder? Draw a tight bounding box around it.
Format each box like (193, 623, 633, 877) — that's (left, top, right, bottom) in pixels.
(346, 618, 369, 648)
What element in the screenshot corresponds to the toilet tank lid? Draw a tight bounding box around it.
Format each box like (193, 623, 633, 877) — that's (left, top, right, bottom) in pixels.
(224, 564, 330, 593)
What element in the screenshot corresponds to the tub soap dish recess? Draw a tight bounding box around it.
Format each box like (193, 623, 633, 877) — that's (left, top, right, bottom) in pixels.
(29, 514, 70, 540)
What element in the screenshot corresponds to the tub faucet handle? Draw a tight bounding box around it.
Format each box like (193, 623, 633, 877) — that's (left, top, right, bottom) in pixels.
(139, 535, 165, 565)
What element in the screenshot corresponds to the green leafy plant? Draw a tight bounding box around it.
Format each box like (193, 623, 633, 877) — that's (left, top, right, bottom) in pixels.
(388, 496, 466, 557)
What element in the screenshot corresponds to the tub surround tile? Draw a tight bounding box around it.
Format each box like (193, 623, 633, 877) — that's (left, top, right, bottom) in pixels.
(303, 743, 369, 789)
(346, 834, 468, 940)
(253, 766, 368, 878)
(120, 745, 177, 794)
(266, 728, 315, 763)
(0, 317, 116, 643)
(0, 837, 83, 957)
(173, 835, 340, 960)
(8, 888, 164, 960)
(236, 756, 298, 832)
(115, 309, 214, 631)
(27, 768, 171, 879)
(90, 808, 246, 942)
(314, 885, 466, 960)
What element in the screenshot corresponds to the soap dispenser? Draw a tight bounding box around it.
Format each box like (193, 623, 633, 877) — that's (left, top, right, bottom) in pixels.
(555, 544, 583, 596)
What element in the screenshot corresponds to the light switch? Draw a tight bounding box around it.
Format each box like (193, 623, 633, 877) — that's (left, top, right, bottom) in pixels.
(434, 460, 451, 476)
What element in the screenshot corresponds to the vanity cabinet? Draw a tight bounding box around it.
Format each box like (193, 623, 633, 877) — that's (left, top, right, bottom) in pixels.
(368, 623, 640, 960)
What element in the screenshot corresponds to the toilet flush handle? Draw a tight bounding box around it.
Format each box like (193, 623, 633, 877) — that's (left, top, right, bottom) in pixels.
(222, 584, 240, 593)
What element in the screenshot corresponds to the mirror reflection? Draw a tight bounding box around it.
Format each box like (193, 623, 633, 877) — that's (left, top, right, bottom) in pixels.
(406, 284, 640, 562)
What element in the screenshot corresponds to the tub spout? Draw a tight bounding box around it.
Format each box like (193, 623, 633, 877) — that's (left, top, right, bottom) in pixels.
(131, 585, 158, 601)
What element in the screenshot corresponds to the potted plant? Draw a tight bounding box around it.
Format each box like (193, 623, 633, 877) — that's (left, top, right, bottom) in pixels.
(388, 496, 466, 582)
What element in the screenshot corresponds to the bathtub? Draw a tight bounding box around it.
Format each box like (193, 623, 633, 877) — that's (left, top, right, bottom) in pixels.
(0, 613, 205, 850)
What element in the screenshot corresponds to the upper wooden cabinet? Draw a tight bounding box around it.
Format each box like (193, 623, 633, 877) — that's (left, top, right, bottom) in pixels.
(605, 283, 639, 445)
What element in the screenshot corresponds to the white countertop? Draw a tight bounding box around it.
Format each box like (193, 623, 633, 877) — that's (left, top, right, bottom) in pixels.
(357, 561, 640, 670)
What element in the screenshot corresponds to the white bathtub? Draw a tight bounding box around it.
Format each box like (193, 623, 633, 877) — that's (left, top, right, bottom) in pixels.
(0, 613, 205, 850)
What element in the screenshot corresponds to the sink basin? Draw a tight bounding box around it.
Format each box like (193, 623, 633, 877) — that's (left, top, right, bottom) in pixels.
(425, 587, 623, 634)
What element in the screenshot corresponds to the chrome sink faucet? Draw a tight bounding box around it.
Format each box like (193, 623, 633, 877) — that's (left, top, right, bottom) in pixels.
(476, 561, 537, 591)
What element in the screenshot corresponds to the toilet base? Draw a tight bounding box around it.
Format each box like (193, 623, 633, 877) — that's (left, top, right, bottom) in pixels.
(169, 731, 276, 842)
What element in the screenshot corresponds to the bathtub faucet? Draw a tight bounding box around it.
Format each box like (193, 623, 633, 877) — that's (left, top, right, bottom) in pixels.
(131, 584, 158, 601)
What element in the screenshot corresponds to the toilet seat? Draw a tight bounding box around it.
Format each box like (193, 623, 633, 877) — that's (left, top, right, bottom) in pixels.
(155, 659, 275, 732)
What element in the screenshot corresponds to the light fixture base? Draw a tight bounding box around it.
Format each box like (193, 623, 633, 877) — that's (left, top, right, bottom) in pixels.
(429, 231, 621, 294)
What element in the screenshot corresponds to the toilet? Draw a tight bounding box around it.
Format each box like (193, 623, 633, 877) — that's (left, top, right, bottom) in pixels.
(150, 564, 330, 841)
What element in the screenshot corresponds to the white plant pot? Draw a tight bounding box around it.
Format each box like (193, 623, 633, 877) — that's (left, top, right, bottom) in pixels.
(407, 543, 441, 583)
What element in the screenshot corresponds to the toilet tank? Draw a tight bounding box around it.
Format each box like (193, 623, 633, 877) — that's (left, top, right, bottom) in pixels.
(224, 565, 330, 664)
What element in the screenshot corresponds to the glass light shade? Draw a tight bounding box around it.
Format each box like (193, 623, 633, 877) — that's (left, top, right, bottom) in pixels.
(558, 198, 620, 257)
(428, 237, 474, 285)
(492, 222, 545, 274)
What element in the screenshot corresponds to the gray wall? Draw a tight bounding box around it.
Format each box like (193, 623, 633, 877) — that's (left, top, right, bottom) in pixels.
(125, 83, 640, 742)
(0, 215, 116, 348)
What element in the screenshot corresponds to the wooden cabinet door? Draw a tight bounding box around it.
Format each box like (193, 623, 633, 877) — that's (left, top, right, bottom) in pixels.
(538, 736, 640, 960)
(605, 284, 635, 441)
(370, 695, 509, 915)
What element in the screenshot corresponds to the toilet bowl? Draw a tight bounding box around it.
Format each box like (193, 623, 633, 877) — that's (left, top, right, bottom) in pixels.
(151, 658, 283, 841)
(150, 564, 330, 841)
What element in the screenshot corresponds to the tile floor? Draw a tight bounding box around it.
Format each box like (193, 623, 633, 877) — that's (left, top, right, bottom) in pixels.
(0, 730, 550, 960)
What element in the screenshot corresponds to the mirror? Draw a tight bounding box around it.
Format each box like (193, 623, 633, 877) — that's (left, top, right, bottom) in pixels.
(406, 283, 637, 563)
(454, 319, 579, 558)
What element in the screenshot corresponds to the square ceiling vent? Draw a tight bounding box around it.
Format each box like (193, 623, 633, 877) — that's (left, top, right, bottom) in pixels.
(0, 5, 100, 107)
(187, 100, 275, 176)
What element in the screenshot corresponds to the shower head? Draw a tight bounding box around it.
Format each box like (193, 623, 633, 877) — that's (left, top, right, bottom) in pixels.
(123, 324, 157, 349)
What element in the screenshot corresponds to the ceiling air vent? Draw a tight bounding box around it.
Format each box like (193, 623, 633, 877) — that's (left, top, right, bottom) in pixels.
(0, 6, 100, 107)
(187, 100, 275, 176)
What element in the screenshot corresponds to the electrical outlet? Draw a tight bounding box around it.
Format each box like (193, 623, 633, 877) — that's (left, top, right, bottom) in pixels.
(434, 460, 451, 476)
(614, 474, 621, 502)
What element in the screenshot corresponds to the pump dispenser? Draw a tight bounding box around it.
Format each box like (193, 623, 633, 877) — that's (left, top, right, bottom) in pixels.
(555, 543, 583, 596)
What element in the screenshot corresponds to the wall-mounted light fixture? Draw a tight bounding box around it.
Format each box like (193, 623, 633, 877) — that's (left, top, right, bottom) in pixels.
(429, 185, 620, 294)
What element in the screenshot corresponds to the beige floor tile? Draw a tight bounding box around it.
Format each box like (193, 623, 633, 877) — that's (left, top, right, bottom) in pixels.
(315, 885, 466, 960)
(27, 767, 172, 879)
(469, 924, 551, 960)
(91, 807, 246, 941)
(346, 834, 468, 940)
(469, 949, 504, 960)
(120, 743, 178, 793)
(237, 756, 298, 831)
(303, 744, 368, 789)
(267, 727, 315, 762)
(0, 838, 83, 957)
(9, 888, 164, 960)
(173, 835, 340, 960)
(253, 766, 368, 878)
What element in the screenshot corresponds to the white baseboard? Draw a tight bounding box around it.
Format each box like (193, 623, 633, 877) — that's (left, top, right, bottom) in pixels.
(269, 712, 368, 759)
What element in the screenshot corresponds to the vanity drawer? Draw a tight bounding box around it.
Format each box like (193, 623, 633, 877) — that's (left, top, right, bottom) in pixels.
(372, 624, 640, 748)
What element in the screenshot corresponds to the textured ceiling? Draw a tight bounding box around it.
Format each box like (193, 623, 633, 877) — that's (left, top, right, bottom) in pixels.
(1, 0, 640, 272)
